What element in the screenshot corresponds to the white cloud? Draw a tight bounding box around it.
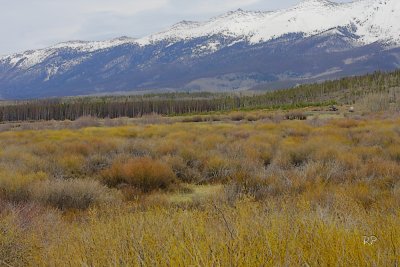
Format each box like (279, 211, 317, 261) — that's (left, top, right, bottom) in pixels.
(165, 0, 261, 14)
(77, 0, 169, 15)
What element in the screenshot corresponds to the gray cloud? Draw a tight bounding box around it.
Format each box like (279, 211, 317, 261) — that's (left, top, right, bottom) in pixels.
(0, 0, 352, 55)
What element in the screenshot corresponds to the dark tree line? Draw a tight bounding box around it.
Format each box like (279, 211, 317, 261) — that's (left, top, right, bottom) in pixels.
(0, 70, 399, 122)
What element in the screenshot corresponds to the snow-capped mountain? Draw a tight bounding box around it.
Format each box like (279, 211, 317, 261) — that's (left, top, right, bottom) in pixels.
(0, 37, 137, 71)
(138, 0, 400, 46)
(0, 0, 400, 99)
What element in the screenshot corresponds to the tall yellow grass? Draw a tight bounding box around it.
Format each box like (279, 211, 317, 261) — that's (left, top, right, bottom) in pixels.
(0, 112, 399, 266)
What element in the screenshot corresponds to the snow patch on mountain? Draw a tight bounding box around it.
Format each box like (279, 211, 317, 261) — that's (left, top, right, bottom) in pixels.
(0, 37, 137, 70)
(136, 0, 400, 46)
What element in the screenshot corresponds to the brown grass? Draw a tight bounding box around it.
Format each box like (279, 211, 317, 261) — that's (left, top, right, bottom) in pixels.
(101, 157, 176, 192)
(29, 179, 119, 210)
(0, 109, 399, 265)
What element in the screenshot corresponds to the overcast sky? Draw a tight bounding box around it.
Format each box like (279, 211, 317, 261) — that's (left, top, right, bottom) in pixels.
(0, 0, 352, 56)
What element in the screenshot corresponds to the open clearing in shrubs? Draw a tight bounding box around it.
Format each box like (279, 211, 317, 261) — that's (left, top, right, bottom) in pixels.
(0, 108, 399, 266)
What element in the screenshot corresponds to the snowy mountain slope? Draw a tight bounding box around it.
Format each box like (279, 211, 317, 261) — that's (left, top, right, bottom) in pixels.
(137, 0, 400, 46)
(2, 0, 399, 69)
(0, 0, 399, 99)
(0, 37, 137, 70)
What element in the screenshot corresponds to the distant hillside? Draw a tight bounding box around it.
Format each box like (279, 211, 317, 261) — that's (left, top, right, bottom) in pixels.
(0, 70, 399, 122)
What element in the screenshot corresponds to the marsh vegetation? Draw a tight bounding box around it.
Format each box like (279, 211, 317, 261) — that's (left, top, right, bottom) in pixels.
(0, 105, 399, 266)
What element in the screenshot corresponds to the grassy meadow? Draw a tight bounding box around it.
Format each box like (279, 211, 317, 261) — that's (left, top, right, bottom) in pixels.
(0, 104, 399, 266)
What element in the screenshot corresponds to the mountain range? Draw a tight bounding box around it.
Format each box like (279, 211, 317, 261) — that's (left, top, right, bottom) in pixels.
(0, 0, 399, 99)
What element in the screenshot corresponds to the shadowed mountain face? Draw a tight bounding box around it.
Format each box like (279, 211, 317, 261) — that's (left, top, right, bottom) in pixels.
(1, 0, 400, 99)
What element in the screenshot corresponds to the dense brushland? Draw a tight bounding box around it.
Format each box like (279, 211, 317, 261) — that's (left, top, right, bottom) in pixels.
(0, 101, 400, 265)
(0, 70, 400, 266)
(1, 69, 399, 122)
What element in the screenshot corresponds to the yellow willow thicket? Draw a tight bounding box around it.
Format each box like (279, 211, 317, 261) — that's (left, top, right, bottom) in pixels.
(0, 112, 399, 266)
(1, 198, 399, 266)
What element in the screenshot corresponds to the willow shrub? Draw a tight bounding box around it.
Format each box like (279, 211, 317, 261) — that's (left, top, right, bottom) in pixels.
(29, 179, 120, 210)
(101, 157, 176, 192)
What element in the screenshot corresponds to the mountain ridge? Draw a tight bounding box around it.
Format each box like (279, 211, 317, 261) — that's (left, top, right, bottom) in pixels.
(0, 0, 399, 99)
(2, 0, 399, 60)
